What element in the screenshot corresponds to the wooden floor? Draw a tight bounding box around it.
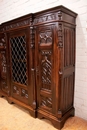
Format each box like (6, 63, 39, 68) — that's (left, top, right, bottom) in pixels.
(0, 97, 87, 130)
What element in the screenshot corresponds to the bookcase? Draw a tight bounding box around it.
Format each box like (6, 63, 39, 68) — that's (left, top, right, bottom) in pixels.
(0, 6, 77, 129)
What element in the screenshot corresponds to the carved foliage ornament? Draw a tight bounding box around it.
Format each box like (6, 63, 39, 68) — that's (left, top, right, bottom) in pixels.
(6, 20, 30, 30)
(34, 11, 62, 24)
(34, 14, 56, 24)
(30, 26, 35, 49)
(39, 31, 52, 45)
(58, 23, 63, 47)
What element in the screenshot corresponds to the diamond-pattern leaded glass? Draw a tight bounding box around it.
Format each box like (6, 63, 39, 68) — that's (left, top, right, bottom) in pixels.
(10, 35, 27, 85)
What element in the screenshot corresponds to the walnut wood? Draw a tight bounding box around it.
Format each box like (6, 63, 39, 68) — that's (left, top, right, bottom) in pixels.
(0, 5, 77, 129)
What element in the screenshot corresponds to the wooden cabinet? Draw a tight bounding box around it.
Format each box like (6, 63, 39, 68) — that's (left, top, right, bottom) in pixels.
(0, 14, 37, 117)
(0, 6, 77, 129)
(34, 6, 77, 129)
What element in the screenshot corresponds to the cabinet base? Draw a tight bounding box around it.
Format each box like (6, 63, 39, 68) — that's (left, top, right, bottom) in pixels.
(0, 92, 37, 118)
(37, 108, 74, 130)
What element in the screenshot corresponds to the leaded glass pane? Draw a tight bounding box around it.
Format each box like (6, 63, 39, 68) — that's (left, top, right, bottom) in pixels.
(10, 35, 27, 85)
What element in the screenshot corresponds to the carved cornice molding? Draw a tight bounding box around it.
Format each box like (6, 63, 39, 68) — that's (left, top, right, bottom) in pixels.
(5, 19, 30, 31)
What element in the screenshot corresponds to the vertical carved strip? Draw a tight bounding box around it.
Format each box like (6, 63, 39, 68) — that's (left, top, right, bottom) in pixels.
(30, 18, 36, 109)
(31, 68, 36, 109)
(58, 23, 63, 75)
(58, 22, 63, 119)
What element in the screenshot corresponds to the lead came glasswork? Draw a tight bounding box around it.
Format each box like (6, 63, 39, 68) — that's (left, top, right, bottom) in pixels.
(10, 35, 27, 85)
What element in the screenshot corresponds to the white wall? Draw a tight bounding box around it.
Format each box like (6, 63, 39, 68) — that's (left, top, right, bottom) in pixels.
(0, 0, 87, 120)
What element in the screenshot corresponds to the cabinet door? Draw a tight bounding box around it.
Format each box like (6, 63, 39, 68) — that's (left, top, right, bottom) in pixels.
(8, 28, 31, 105)
(0, 33, 10, 95)
(35, 24, 57, 113)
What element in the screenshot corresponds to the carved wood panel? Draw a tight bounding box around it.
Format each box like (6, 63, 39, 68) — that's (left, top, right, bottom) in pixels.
(60, 74, 74, 114)
(0, 33, 10, 95)
(64, 27, 75, 67)
(6, 19, 30, 31)
(13, 85, 29, 104)
(38, 26, 53, 91)
(40, 95, 52, 110)
(34, 10, 63, 25)
(0, 51, 7, 79)
(36, 25, 55, 112)
(8, 29, 30, 105)
(1, 80, 9, 94)
(34, 14, 56, 24)
(40, 51, 52, 91)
